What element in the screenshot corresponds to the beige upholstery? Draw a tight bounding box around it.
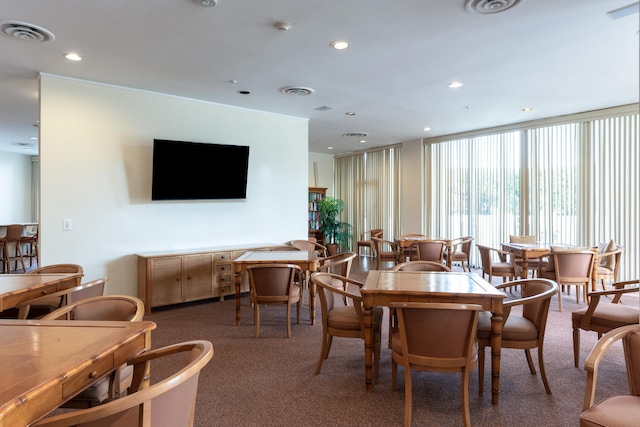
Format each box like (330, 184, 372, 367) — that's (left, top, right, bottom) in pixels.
(509, 234, 536, 244)
(580, 324, 640, 427)
(444, 236, 474, 272)
(17, 276, 105, 319)
(247, 263, 302, 338)
(592, 242, 624, 291)
(476, 244, 517, 283)
(0, 224, 26, 273)
(357, 228, 383, 257)
(414, 240, 446, 263)
(539, 249, 596, 312)
(372, 236, 401, 270)
(390, 302, 482, 427)
(572, 279, 640, 367)
(32, 340, 214, 427)
(312, 272, 383, 383)
(41, 295, 145, 408)
(477, 279, 558, 395)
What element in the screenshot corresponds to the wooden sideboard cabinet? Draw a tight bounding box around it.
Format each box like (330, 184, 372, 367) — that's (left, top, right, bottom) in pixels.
(136, 245, 267, 313)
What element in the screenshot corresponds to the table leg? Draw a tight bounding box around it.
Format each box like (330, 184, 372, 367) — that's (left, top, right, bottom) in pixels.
(363, 306, 374, 392)
(445, 244, 453, 269)
(490, 309, 503, 405)
(235, 271, 241, 326)
(308, 271, 316, 325)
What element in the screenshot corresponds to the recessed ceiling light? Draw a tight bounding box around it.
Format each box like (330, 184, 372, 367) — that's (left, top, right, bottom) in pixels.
(522, 107, 533, 112)
(423, 127, 431, 131)
(345, 112, 356, 116)
(331, 41, 349, 50)
(360, 140, 366, 143)
(64, 53, 82, 61)
(448, 81, 463, 88)
(327, 146, 334, 150)
(30, 136, 38, 140)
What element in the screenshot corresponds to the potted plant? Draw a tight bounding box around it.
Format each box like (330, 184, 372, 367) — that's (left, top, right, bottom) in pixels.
(318, 196, 352, 255)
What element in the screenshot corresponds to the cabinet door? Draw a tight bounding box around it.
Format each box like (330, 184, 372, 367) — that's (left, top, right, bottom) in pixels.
(150, 257, 183, 307)
(184, 254, 214, 301)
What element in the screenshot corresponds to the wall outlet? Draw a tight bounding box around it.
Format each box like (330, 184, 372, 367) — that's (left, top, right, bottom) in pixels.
(63, 218, 72, 231)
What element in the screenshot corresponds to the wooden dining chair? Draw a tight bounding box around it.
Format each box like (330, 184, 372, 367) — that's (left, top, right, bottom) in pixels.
(414, 240, 446, 263)
(390, 302, 483, 427)
(372, 236, 401, 270)
(32, 340, 214, 427)
(0, 224, 26, 273)
(444, 236, 474, 272)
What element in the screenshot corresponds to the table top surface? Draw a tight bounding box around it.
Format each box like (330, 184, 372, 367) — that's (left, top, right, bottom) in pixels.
(234, 250, 321, 263)
(0, 273, 83, 296)
(0, 320, 156, 421)
(363, 271, 506, 297)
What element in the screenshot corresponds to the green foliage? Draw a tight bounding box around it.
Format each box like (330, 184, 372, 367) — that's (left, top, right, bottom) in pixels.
(318, 196, 352, 250)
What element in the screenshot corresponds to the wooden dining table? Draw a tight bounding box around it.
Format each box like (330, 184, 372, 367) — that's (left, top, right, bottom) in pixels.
(0, 273, 83, 313)
(501, 242, 550, 273)
(361, 270, 506, 404)
(233, 250, 322, 326)
(0, 319, 156, 426)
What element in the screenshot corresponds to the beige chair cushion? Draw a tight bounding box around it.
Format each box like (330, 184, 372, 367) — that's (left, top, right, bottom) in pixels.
(598, 239, 617, 270)
(509, 235, 536, 244)
(476, 311, 539, 341)
(572, 304, 640, 330)
(580, 395, 640, 427)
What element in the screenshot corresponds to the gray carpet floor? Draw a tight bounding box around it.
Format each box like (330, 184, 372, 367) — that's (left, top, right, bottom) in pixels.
(145, 257, 635, 426)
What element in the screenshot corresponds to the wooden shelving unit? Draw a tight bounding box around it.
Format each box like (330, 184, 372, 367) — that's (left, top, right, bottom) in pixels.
(308, 187, 327, 244)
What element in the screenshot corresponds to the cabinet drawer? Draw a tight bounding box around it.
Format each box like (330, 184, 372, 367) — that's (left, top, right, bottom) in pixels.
(215, 273, 233, 286)
(214, 283, 234, 297)
(214, 252, 232, 262)
(214, 263, 232, 273)
(62, 354, 115, 399)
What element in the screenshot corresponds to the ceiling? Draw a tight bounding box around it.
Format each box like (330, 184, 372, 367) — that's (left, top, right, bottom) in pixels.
(1, 0, 638, 156)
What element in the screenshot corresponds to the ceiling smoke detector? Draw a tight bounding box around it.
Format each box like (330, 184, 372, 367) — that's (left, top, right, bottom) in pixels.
(465, 0, 525, 14)
(199, 0, 217, 6)
(0, 20, 55, 42)
(342, 132, 369, 138)
(280, 86, 315, 96)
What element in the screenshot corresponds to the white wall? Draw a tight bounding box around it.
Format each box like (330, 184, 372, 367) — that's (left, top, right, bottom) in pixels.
(0, 152, 32, 223)
(39, 74, 309, 296)
(308, 152, 333, 195)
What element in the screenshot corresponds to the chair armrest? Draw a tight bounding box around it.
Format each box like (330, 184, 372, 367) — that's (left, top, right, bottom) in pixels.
(579, 285, 639, 328)
(582, 325, 640, 411)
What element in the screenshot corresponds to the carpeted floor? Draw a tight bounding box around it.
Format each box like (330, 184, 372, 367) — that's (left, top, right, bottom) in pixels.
(144, 257, 634, 426)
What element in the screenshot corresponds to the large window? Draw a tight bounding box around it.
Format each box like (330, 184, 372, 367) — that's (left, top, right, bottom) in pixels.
(424, 108, 638, 280)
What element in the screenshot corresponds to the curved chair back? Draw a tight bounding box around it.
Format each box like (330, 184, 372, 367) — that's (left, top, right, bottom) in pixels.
(318, 252, 356, 277)
(42, 295, 145, 321)
(32, 340, 214, 427)
(393, 261, 451, 272)
(290, 239, 328, 257)
(553, 250, 596, 310)
(28, 264, 84, 274)
(17, 277, 106, 319)
(414, 240, 446, 263)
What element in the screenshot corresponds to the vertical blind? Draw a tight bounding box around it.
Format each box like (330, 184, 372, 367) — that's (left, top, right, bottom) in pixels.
(335, 146, 401, 250)
(424, 111, 639, 280)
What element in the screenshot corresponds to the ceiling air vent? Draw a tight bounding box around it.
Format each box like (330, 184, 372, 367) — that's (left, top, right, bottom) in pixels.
(281, 86, 315, 96)
(342, 132, 369, 138)
(465, 0, 525, 14)
(11, 142, 35, 147)
(0, 20, 55, 42)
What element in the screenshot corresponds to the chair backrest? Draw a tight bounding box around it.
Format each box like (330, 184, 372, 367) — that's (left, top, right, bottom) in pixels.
(318, 252, 356, 277)
(390, 302, 482, 370)
(247, 264, 301, 301)
(415, 240, 446, 262)
(553, 250, 596, 283)
(291, 239, 327, 256)
(27, 263, 84, 274)
(68, 277, 108, 304)
(5, 224, 24, 243)
(460, 236, 474, 256)
(371, 229, 384, 239)
(41, 295, 145, 321)
(32, 340, 214, 427)
(393, 261, 451, 272)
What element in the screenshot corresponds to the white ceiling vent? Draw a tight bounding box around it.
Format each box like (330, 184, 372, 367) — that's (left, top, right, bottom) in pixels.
(0, 20, 55, 42)
(281, 86, 315, 96)
(342, 132, 369, 138)
(465, 0, 525, 14)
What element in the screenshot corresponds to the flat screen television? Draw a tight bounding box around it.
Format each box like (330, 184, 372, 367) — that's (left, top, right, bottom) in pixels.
(151, 139, 249, 201)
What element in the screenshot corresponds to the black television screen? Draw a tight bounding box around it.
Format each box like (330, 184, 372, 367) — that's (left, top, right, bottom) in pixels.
(151, 139, 249, 200)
